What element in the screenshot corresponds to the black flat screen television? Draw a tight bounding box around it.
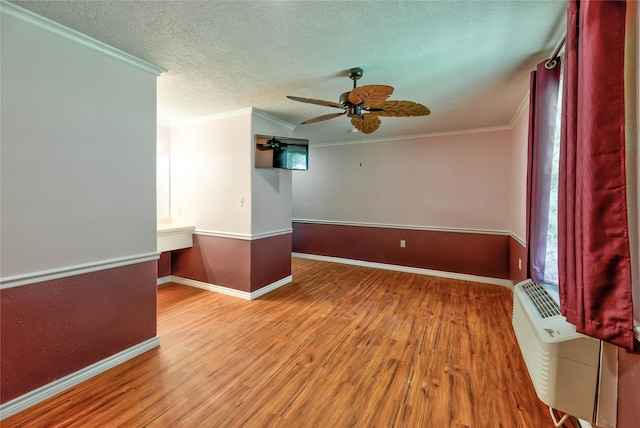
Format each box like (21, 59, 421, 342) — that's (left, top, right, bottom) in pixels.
(255, 134, 309, 171)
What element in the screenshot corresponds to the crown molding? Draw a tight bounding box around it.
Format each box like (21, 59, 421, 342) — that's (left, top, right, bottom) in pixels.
(252, 108, 296, 131)
(509, 92, 530, 128)
(315, 125, 513, 147)
(167, 107, 297, 130)
(169, 107, 254, 127)
(0, 0, 166, 76)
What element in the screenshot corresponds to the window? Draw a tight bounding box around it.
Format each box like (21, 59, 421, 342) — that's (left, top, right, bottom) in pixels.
(542, 74, 563, 286)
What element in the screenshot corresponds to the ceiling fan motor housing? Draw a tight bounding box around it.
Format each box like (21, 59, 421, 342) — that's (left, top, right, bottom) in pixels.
(339, 92, 363, 117)
(339, 91, 352, 107)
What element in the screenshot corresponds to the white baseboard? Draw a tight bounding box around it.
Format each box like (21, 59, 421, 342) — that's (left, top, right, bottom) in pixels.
(157, 275, 172, 285)
(292, 252, 513, 288)
(250, 276, 293, 299)
(0, 336, 160, 421)
(169, 275, 293, 300)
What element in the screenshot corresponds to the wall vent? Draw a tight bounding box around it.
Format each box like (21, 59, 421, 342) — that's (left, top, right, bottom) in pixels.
(520, 281, 561, 318)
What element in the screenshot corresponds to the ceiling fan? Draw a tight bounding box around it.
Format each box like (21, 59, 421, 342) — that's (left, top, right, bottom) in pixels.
(287, 67, 431, 134)
(256, 136, 285, 151)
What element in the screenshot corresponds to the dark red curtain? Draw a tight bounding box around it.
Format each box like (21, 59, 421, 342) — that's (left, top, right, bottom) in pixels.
(526, 61, 561, 284)
(558, 0, 634, 350)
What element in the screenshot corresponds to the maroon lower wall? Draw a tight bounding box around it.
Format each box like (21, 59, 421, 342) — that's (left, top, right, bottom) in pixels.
(158, 251, 172, 278)
(293, 222, 510, 279)
(0, 261, 157, 404)
(509, 236, 527, 284)
(171, 233, 292, 293)
(250, 233, 293, 291)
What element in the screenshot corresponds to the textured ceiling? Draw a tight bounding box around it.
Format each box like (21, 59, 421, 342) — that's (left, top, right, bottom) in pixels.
(10, 0, 567, 144)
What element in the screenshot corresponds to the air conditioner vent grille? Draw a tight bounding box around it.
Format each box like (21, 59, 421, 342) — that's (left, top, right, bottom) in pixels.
(521, 281, 561, 318)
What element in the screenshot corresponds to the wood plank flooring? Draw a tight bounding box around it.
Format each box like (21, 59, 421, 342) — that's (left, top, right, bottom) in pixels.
(2, 258, 557, 427)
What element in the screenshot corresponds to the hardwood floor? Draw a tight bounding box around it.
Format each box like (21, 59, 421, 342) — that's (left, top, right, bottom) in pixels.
(2, 258, 557, 427)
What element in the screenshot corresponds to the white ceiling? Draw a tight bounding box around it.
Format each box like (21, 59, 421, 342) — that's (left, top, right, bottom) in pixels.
(11, 0, 567, 144)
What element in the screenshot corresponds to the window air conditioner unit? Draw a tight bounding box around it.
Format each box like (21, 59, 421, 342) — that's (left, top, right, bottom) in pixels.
(511, 279, 601, 425)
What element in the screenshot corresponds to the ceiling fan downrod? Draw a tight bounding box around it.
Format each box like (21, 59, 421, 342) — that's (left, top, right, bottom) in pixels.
(340, 67, 365, 111)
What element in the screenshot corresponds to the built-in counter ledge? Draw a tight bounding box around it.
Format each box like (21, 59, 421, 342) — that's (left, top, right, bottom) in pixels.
(157, 224, 195, 252)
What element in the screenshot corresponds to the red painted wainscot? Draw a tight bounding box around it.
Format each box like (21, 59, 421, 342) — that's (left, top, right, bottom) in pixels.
(292, 222, 510, 280)
(157, 251, 172, 278)
(0, 261, 157, 404)
(509, 236, 528, 284)
(171, 233, 292, 293)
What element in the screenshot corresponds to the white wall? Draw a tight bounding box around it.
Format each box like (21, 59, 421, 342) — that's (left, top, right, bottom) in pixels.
(157, 125, 171, 153)
(168, 109, 296, 237)
(293, 129, 513, 231)
(169, 110, 253, 235)
(157, 125, 171, 220)
(510, 101, 530, 243)
(251, 112, 296, 235)
(0, 9, 158, 277)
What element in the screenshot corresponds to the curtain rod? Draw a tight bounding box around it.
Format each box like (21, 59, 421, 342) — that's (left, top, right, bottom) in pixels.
(545, 33, 566, 69)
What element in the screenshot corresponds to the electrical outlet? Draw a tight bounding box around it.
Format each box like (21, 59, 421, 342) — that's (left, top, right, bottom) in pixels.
(400, 240, 406, 248)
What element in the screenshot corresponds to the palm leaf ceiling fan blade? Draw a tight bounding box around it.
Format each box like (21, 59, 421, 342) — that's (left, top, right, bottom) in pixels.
(369, 100, 431, 117)
(351, 115, 380, 134)
(302, 112, 346, 124)
(286, 96, 343, 109)
(287, 67, 430, 133)
(348, 85, 394, 108)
